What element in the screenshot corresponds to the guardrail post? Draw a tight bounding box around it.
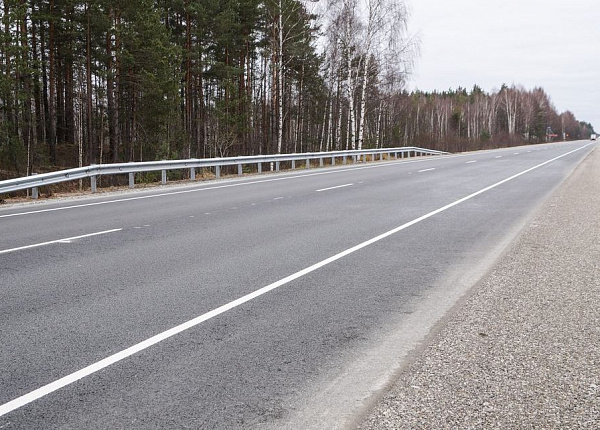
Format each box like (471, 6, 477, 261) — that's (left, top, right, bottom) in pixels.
(162, 170, 167, 185)
(343, 156, 347, 165)
(215, 166, 221, 178)
(394, 152, 398, 159)
(258, 163, 262, 174)
(190, 167, 195, 181)
(276, 161, 280, 172)
(319, 158, 324, 167)
(91, 175, 97, 193)
(306, 158, 310, 169)
(28, 173, 39, 199)
(129, 172, 135, 188)
(237, 164, 243, 176)
(292, 160, 295, 170)
(331, 156, 335, 166)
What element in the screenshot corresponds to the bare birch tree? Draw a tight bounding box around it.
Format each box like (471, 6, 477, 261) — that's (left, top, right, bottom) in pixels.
(355, 0, 411, 150)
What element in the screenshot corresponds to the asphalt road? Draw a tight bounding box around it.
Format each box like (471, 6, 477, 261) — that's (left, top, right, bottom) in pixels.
(0, 141, 595, 429)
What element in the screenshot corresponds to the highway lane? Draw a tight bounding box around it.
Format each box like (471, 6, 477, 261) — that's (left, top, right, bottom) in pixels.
(0, 143, 576, 248)
(0, 141, 595, 428)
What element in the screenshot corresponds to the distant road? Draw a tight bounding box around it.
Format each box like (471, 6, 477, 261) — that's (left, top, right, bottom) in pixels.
(0, 141, 594, 429)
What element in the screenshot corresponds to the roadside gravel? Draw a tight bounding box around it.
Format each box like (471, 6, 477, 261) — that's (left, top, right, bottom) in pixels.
(359, 146, 600, 429)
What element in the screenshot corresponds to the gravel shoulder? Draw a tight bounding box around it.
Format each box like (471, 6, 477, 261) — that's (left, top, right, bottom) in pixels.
(358, 146, 600, 429)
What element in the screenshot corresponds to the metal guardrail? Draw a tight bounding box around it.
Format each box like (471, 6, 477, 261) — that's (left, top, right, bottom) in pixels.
(0, 146, 448, 198)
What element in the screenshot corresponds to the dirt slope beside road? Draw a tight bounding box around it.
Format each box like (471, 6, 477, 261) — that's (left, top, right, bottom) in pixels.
(359, 147, 600, 429)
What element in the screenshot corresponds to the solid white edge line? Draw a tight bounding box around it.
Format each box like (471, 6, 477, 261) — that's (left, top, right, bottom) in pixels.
(0, 143, 592, 418)
(316, 183, 354, 192)
(417, 168, 436, 173)
(466, 160, 477, 164)
(0, 229, 123, 256)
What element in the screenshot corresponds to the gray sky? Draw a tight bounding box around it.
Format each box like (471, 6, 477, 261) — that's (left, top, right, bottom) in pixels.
(407, 0, 600, 131)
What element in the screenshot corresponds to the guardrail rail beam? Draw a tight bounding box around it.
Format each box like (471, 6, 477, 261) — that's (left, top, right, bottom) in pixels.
(0, 146, 448, 198)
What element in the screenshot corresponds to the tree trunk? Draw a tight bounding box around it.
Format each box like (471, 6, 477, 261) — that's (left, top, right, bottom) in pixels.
(86, 4, 94, 163)
(185, 3, 192, 158)
(19, 1, 33, 176)
(357, 54, 370, 150)
(336, 79, 343, 150)
(277, 0, 283, 154)
(375, 99, 383, 148)
(346, 55, 355, 150)
(31, 4, 45, 153)
(107, 8, 120, 162)
(48, 0, 57, 163)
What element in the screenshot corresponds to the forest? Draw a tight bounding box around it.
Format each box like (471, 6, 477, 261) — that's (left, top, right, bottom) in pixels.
(0, 0, 596, 181)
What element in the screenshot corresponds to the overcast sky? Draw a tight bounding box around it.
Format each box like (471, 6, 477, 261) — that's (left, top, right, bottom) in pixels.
(407, 0, 600, 131)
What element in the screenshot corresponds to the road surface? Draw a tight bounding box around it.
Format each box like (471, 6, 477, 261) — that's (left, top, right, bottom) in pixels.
(0, 140, 594, 428)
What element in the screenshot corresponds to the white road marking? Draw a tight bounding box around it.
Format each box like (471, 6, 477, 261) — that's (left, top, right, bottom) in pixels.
(0, 143, 591, 418)
(466, 160, 477, 164)
(0, 157, 447, 219)
(417, 168, 436, 173)
(495, 156, 503, 159)
(514, 153, 520, 155)
(316, 183, 353, 192)
(273, 197, 284, 200)
(0, 229, 123, 256)
(1, 145, 575, 220)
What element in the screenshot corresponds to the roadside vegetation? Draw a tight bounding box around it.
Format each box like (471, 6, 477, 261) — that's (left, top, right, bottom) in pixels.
(0, 0, 595, 181)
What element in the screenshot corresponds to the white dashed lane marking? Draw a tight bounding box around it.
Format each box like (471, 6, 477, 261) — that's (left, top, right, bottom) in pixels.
(0, 229, 123, 256)
(316, 184, 354, 192)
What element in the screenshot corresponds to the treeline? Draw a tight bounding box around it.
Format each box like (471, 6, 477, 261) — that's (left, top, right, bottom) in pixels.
(387, 85, 596, 153)
(0, 0, 595, 178)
